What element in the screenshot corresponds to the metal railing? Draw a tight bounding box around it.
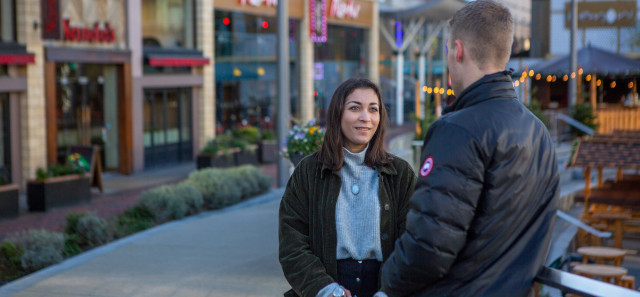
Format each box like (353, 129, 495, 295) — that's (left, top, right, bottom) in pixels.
(536, 266, 640, 297)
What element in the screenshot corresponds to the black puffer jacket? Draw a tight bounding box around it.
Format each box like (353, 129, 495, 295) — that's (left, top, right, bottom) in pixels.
(380, 72, 560, 297)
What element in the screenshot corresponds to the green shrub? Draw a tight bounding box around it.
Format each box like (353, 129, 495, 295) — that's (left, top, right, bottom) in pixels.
(0, 240, 25, 281)
(114, 205, 155, 237)
(64, 212, 112, 247)
(234, 126, 261, 143)
(186, 168, 242, 209)
(16, 229, 66, 272)
(570, 103, 598, 137)
(138, 188, 188, 223)
(261, 129, 276, 141)
(173, 183, 204, 215)
(36, 163, 85, 181)
(227, 165, 272, 199)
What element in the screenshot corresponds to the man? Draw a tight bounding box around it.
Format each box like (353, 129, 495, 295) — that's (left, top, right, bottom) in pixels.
(377, 1, 560, 296)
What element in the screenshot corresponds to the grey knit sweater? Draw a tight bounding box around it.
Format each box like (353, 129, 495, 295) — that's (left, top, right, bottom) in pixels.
(335, 146, 382, 261)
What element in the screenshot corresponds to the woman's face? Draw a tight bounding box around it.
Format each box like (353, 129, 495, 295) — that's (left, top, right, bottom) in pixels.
(340, 88, 380, 153)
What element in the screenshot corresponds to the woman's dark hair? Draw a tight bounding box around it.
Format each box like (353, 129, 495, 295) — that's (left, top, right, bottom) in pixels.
(318, 78, 392, 170)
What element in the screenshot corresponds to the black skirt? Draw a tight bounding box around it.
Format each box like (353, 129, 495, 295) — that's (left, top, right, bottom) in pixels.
(337, 259, 382, 297)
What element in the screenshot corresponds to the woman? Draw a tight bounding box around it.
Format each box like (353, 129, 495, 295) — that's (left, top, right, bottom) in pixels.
(279, 78, 416, 297)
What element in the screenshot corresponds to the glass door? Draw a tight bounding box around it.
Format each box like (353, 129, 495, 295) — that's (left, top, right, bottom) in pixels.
(143, 88, 193, 167)
(56, 63, 119, 170)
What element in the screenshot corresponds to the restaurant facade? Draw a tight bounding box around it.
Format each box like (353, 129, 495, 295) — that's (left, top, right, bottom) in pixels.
(4, 0, 378, 190)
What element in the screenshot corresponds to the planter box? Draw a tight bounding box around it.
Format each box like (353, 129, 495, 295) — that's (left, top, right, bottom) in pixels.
(0, 184, 19, 219)
(196, 152, 236, 170)
(258, 140, 278, 163)
(27, 175, 91, 212)
(235, 145, 259, 166)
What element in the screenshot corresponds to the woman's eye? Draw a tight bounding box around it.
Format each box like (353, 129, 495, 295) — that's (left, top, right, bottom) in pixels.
(350, 106, 359, 111)
(370, 108, 378, 112)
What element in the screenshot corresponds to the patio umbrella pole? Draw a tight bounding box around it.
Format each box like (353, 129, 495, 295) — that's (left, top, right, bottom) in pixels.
(590, 74, 597, 114)
(569, 0, 578, 114)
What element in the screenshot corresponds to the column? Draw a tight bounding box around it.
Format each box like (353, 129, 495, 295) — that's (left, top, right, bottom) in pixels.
(299, 0, 314, 123)
(367, 0, 379, 84)
(18, 0, 47, 182)
(196, 0, 215, 149)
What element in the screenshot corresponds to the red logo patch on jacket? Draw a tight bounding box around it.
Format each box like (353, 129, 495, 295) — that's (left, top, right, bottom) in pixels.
(420, 156, 434, 177)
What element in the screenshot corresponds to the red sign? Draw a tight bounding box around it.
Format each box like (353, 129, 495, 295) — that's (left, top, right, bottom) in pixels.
(41, 0, 60, 39)
(62, 19, 116, 43)
(0, 54, 36, 65)
(148, 56, 210, 67)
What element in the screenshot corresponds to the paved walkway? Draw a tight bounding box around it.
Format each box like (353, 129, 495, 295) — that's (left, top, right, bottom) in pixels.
(0, 189, 289, 297)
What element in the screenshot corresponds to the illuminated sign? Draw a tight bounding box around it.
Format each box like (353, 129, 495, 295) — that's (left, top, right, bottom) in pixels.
(565, 1, 636, 28)
(239, 0, 277, 7)
(329, 0, 360, 19)
(310, 0, 327, 42)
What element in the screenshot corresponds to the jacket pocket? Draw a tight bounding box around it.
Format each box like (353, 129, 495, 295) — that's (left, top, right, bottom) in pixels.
(284, 288, 299, 297)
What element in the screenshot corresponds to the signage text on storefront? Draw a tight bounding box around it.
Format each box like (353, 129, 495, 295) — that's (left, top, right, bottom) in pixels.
(41, 0, 61, 39)
(329, 0, 360, 19)
(239, 0, 277, 7)
(62, 19, 116, 43)
(564, 1, 636, 28)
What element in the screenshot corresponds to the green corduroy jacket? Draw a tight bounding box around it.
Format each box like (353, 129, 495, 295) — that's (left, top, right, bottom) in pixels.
(279, 152, 417, 297)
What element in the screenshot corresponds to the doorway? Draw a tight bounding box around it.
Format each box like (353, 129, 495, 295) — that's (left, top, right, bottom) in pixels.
(143, 88, 193, 167)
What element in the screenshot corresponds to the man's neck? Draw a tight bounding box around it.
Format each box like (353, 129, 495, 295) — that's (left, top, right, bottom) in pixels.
(461, 65, 504, 92)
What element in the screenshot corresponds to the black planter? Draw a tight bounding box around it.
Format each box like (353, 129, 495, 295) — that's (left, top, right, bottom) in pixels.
(258, 140, 278, 163)
(289, 153, 308, 167)
(27, 175, 91, 212)
(0, 184, 20, 219)
(235, 145, 259, 166)
(196, 153, 235, 170)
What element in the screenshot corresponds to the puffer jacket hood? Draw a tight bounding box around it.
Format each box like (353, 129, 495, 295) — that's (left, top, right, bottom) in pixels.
(381, 72, 560, 297)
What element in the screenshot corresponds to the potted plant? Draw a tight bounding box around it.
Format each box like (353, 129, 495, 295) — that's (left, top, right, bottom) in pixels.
(196, 134, 236, 170)
(27, 163, 91, 212)
(0, 177, 19, 219)
(258, 129, 277, 164)
(233, 126, 260, 166)
(282, 119, 325, 167)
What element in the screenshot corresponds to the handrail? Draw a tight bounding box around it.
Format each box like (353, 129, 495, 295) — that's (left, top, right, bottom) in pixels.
(536, 266, 640, 297)
(556, 210, 611, 238)
(556, 113, 595, 135)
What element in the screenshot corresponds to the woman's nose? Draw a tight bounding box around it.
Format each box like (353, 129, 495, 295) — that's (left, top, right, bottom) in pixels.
(359, 111, 370, 122)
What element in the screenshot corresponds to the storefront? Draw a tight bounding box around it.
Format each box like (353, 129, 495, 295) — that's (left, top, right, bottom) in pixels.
(213, 0, 378, 130)
(213, 0, 303, 132)
(137, 0, 207, 169)
(0, 0, 34, 187)
(41, 0, 133, 173)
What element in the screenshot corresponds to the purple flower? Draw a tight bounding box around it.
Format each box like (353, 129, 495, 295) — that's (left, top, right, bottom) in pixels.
(294, 132, 305, 140)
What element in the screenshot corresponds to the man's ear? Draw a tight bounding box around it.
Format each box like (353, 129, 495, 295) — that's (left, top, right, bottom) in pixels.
(455, 40, 464, 63)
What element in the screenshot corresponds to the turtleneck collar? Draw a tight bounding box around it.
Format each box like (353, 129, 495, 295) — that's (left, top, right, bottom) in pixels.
(343, 144, 368, 165)
(443, 71, 517, 115)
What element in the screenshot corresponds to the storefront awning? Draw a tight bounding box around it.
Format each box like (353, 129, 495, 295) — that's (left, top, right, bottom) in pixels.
(148, 55, 210, 67)
(0, 42, 35, 65)
(144, 47, 210, 67)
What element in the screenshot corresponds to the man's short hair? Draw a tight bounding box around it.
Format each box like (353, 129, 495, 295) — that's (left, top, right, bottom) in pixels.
(449, 0, 514, 69)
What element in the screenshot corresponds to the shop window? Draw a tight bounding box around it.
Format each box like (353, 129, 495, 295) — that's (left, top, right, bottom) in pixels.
(0, 65, 7, 76)
(0, 93, 10, 185)
(1, 0, 16, 43)
(142, 0, 195, 49)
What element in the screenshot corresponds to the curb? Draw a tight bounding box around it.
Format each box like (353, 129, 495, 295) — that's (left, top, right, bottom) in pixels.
(0, 188, 285, 297)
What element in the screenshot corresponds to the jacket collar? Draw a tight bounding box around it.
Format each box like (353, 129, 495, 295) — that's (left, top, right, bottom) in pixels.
(319, 157, 398, 179)
(443, 71, 517, 115)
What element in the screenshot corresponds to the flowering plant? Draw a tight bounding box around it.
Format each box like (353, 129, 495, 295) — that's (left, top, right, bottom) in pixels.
(282, 119, 325, 159)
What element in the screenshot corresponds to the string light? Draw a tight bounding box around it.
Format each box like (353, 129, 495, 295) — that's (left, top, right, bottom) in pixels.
(571, 72, 576, 79)
(578, 68, 583, 75)
(610, 81, 616, 88)
(546, 75, 552, 82)
(233, 68, 242, 77)
(423, 86, 428, 92)
(257, 67, 265, 76)
(514, 81, 520, 87)
(529, 70, 534, 77)
(586, 74, 591, 82)
(562, 75, 568, 82)
(629, 82, 634, 89)
(597, 79, 602, 87)
(447, 89, 453, 96)
(434, 87, 440, 93)
(552, 75, 557, 82)
(427, 87, 432, 93)
(439, 88, 445, 94)
(536, 73, 541, 80)
(519, 77, 525, 83)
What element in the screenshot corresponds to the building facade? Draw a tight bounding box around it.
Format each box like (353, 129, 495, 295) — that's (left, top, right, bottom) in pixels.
(1, 0, 378, 195)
